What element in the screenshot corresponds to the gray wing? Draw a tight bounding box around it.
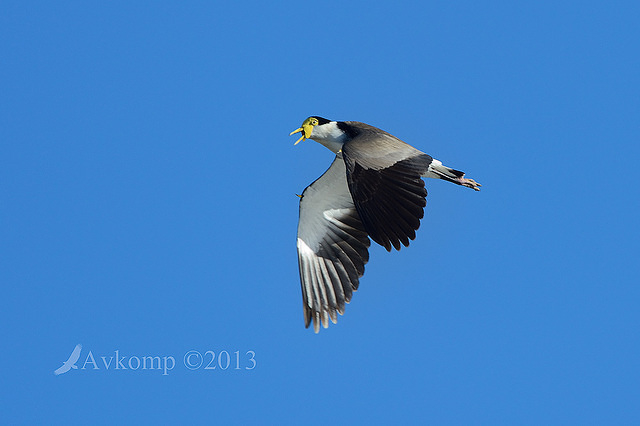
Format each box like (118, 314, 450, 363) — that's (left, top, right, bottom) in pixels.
(341, 123, 433, 251)
(297, 154, 371, 332)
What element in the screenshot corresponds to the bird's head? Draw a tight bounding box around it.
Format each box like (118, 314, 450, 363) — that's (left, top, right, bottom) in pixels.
(289, 116, 331, 145)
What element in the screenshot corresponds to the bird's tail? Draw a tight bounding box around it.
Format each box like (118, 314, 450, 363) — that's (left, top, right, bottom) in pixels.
(424, 159, 464, 182)
(423, 159, 481, 191)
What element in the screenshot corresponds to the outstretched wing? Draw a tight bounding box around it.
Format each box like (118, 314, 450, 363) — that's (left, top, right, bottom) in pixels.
(342, 124, 433, 251)
(297, 154, 370, 332)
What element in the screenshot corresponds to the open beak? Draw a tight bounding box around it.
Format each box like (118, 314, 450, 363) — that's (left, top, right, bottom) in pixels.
(289, 123, 314, 145)
(289, 127, 306, 145)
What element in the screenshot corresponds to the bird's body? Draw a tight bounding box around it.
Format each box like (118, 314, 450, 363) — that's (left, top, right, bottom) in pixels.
(291, 117, 480, 332)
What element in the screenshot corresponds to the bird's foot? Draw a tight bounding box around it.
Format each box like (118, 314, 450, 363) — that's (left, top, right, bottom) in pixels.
(457, 176, 481, 191)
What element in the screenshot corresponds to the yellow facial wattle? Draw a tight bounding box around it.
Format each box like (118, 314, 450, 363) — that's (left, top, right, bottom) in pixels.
(289, 117, 318, 145)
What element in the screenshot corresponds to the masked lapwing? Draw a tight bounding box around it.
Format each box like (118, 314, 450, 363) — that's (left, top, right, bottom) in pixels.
(291, 116, 480, 332)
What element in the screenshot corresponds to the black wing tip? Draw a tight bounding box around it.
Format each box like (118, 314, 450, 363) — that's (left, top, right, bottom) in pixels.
(372, 229, 418, 252)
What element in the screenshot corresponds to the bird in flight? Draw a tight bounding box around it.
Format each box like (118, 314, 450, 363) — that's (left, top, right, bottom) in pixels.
(291, 117, 480, 332)
(54, 344, 82, 375)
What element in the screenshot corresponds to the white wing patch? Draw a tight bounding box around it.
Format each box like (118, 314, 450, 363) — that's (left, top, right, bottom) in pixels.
(323, 208, 353, 224)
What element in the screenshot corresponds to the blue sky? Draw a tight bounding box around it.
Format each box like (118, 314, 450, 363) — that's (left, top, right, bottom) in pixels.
(1, 0, 639, 424)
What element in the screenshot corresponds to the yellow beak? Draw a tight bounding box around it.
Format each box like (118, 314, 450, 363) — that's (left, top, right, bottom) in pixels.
(289, 123, 314, 145)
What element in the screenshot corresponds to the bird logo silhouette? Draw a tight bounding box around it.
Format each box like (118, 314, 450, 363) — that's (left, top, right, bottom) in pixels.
(54, 344, 82, 375)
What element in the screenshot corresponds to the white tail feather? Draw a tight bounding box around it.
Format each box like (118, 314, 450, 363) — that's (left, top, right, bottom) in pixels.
(423, 159, 464, 181)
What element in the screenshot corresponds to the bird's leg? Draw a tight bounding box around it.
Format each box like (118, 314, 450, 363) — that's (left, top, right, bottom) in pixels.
(455, 176, 481, 191)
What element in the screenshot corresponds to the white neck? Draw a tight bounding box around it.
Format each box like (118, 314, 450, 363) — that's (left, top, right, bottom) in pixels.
(310, 122, 347, 153)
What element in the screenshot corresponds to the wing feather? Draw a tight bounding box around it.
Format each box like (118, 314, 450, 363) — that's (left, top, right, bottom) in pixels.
(342, 129, 433, 251)
(297, 155, 371, 332)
